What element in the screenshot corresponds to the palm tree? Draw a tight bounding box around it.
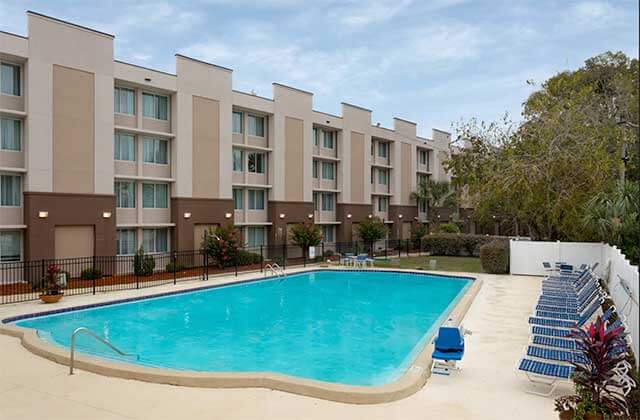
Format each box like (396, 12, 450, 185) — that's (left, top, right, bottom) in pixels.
(410, 179, 458, 223)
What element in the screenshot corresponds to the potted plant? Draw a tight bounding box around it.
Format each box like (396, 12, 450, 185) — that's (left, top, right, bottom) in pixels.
(554, 316, 634, 419)
(39, 264, 66, 303)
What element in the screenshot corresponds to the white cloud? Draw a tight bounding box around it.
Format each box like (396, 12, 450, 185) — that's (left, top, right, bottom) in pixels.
(408, 23, 492, 64)
(569, 1, 618, 27)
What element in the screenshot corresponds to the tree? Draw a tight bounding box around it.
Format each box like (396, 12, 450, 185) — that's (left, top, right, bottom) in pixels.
(201, 225, 241, 268)
(357, 217, 388, 252)
(445, 51, 638, 245)
(289, 222, 323, 260)
(410, 179, 458, 224)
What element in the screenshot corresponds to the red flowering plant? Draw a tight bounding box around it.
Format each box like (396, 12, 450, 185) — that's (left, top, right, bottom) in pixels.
(201, 225, 241, 268)
(555, 316, 635, 419)
(41, 264, 64, 295)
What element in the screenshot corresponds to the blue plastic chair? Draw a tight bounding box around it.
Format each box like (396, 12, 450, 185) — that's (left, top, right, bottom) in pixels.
(432, 326, 465, 375)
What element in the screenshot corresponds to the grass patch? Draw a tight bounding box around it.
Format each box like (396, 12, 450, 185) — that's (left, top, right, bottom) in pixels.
(374, 255, 483, 273)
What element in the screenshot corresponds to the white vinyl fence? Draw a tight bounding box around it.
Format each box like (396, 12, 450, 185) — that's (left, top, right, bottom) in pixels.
(510, 239, 639, 364)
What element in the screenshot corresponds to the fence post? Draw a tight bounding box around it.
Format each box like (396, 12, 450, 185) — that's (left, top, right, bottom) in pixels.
(321, 242, 325, 261)
(406, 239, 410, 256)
(235, 254, 238, 277)
(385, 239, 388, 259)
(41, 259, 45, 292)
(204, 250, 209, 281)
(303, 246, 306, 267)
(173, 251, 177, 285)
(92, 257, 97, 295)
(260, 245, 264, 273)
(419, 238, 422, 256)
(355, 241, 359, 255)
(283, 243, 287, 270)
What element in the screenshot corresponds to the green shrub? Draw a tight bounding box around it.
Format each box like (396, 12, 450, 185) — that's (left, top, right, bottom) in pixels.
(80, 267, 102, 280)
(236, 250, 262, 266)
(479, 240, 510, 274)
(165, 262, 186, 273)
(133, 247, 155, 276)
(421, 234, 504, 257)
(439, 223, 460, 233)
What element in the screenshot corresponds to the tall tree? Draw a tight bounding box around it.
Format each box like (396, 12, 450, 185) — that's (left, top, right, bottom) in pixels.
(410, 179, 458, 223)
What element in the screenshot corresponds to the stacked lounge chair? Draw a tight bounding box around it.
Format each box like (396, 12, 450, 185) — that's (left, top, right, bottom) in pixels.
(517, 262, 629, 396)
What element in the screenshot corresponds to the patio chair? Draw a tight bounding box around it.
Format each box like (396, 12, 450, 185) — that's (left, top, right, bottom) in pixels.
(355, 254, 374, 268)
(530, 307, 616, 338)
(517, 357, 575, 396)
(340, 253, 354, 266)
(431, 326, 466, 375)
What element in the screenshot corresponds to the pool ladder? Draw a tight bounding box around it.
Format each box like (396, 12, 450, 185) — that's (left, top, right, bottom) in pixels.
(69, 327, 137, 375)
(264, 263, 286, 277)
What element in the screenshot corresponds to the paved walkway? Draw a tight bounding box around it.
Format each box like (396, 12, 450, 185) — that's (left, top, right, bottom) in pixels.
(0, 269, 560, 419)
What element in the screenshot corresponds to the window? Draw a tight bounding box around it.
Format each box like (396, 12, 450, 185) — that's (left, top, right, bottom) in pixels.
(321, 225, 334, 243)
(233, 188, 243, 210)
(142, 183, 168, 208)
(0, 118, 20, 151)
(247, 152, 265, 173)
(232, 149, 244, 172)
(313, 192, 319, 210)
(371, 168, 374, 184)
(114, 87, 135, 115)
(116, 229, 136, 255)
(247, 227, 266, 248)
(248, 114, 265, 137)
(0, 175, 21, 207)
(232, 111, 243, 134)
(142, 228, 168, 253)
(247, 189, 264, 210)
(419, 199, 427, 213)
(321, 193, 334, 211)
(323, 131, 334, 149)
(143, 138, 168, 164)
(419, 150, 428, 165)
(378, 169, 388, 185)
(321, 162, 335, 180)
(378, 142, 388, 158)
(312, 160, 318, 178)
(313, 128, 318, 146)
(142, 93, 168, 120)
(418, 174, 428, 185)
(378, 197, 388, 212)
(0, 231, 21, 262)
(371, 142, 374, 156)
(114, 133, 135, 161)
(1, 63, 20, 96)
(115, 181, 135, 208)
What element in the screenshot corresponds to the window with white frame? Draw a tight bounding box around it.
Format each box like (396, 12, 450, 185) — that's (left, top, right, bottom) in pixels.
(233, 188, 243, 210)
(419, 199, 427, 213)
(114, 133, 135, 161)
(247, 152, 265, 173)
(143, 138, 168, 164)
(247, 226, 266, 248)
(313, 160, 319, 178)
(1, 63, 20, 96)
(313, 127, 319, 146)
(321, 225, 334, 243)
(0, 118, 20, 151)
(378, 196, 388, 212)
(418, 173, 428, 185)
(142, 228, 168, 253)
(419, 149, 428, 165)
(0, 175, 21, 207)
(115, 181, 135, 208)
(378, 169, 388, 185)
(142, 93, 168, 120)
(247, 189, 264, 210)
(114, 87, 135, 115)
(321, 162, 335, 180)
(116, 229, 136, 255)
(248, 114, 265, 137)
(142, 183, 168, 208)
(323, 131, 334, 149)
(0, 231, 21, 262)
(313, 192, 319, 210)
(233, 149, 244, 172)
(232, 111, 243, 134)
(378, 142, 388, 158)
(321, 193, 334, 211)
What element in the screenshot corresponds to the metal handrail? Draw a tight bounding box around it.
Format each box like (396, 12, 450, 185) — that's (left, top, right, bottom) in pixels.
(69, 327, 136, 375)
(264, 263, 285, 277)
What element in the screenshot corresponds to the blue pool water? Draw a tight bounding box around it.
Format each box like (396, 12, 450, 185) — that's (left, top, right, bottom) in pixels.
(14, 270, 471, 386)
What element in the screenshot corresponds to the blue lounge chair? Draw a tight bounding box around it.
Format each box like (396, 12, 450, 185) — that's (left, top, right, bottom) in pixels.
(529, 299, 602, 329)
(526, 345, 587, 364)
(431, 326, 465, 375)
(531, 307, 614, 338)
(534, 297, 604, 321)
(517, 358, 575, 395)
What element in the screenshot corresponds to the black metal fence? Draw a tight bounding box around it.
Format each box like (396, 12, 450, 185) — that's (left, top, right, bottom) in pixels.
(0, 240, 427, 305)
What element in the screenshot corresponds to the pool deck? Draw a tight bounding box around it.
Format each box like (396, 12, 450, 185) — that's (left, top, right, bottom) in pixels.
(0, 268, 560, 419)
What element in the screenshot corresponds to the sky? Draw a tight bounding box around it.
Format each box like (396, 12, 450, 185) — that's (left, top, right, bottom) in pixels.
(1, 0, 638, 137)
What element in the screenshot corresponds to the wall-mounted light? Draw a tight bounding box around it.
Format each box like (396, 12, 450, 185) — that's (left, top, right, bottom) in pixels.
(307, 213, 313, 219)
(346, 213, 352, 219)
(184, 212, 192, 219)
(398, 214, 403, 219)
(437, 214, 441, 219)
(279, 213, 286, 219)
(368, 214, 373, 219)
(38, 211, 48, 219)
(224, 213, 232, 219)
(102, 211, 112, 219)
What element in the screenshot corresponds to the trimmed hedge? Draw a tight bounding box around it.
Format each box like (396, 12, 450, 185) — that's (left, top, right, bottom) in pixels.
(236, 250, 263, 266)
(479, 240, 510, 274)
(421, 234, 499, 257)
(165, 262, 187, 273)
(80, 267, 102, 280)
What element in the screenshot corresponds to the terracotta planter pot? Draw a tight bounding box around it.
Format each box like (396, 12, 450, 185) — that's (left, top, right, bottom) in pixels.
(584, 413, 603, 420)
(39, 293, 63, 304)
(558, 409, 574, 420)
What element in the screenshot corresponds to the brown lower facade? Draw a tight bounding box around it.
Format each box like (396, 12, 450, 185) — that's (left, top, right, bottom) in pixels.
(267, 201, 315, 245)
(171, 197, 235, 252)
(335, 203, 373, 242)
(388, 205, 418, 240)
(23, 192, 117, 261)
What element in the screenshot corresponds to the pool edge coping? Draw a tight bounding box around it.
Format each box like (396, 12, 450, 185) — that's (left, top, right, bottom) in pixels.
(0, 268, 483, 404)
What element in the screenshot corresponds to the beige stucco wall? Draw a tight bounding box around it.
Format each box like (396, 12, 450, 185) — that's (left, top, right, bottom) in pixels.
(54, 225, 94, 259)
(192, 96, 220, 198)
(350, 131, 365, 203)
(52, 65, 95, 194)
(401, 143, 412, 204)
(284, 116, 304, 201)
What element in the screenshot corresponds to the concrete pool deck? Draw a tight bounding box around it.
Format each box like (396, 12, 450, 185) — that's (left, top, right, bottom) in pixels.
(0, 269, 561, 419)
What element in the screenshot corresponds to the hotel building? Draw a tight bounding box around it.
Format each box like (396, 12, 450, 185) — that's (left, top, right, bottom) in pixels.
(0, 11, 452, 262)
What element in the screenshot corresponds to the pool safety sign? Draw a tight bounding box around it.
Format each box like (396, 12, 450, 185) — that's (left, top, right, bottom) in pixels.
(308, 246, 316, 259)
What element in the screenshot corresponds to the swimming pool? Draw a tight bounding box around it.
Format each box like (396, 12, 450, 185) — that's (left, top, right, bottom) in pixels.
(11, 270, 472, 387)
